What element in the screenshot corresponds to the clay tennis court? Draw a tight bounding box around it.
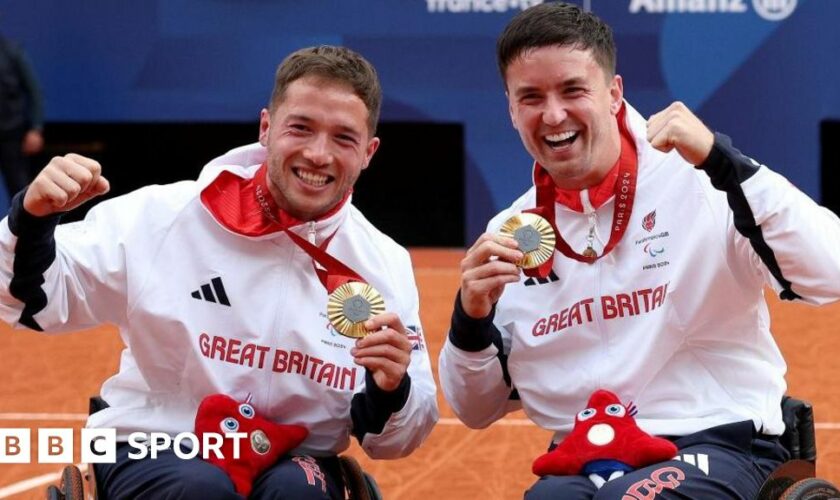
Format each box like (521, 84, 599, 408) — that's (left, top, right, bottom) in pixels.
(1, 248, 839, 499)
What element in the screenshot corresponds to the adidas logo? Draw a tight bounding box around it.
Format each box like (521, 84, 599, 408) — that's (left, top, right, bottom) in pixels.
(524, 270, 560, 287)
(673, 453, 710, 475)
(191, 277, 231, 306)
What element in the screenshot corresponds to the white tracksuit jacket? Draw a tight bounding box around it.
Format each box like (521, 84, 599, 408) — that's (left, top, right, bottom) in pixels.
(0, 143, 438, 458)
(439, 103, 840, 440)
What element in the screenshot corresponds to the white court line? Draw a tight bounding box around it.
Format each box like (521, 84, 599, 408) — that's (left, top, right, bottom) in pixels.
(0, 464, 86, 498)
(438, 417, 536, 427)
(5, 413, 840, 430)
(0, 413, 87, 421)
(413, 268, 460, 276)
(2, 414, 528, 425)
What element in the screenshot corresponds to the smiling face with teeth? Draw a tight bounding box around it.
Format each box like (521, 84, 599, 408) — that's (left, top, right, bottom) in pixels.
(258, 76, 380, 221)
(505, 45, 624, 190)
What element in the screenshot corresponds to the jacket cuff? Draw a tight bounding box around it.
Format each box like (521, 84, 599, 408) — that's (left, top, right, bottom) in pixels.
(448, 290, 497, 352)
(363, 369, 411, 414)
(349, 370, 412, 442)
(696, 132, 761, 189)
(8, 188, 62, 238)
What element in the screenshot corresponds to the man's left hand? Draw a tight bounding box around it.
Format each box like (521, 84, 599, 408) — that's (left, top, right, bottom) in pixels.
(351, 312, 412, 392)
(647, 101, 714, 166)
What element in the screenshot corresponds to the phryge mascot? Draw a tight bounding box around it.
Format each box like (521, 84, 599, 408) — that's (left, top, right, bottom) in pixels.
(532, 389, 677, 488)
(195, 394, 309, 496)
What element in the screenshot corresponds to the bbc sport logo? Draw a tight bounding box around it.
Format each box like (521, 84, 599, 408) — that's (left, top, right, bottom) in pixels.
(0, 428, 246, 463)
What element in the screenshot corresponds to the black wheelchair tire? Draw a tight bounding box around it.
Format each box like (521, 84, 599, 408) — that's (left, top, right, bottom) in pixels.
(362, 471, 383, 500)
(60, 465, 85, 500)
(339, 456, 373, 500)
(46, 484, 63, 500)
(781, 478, 840, 500)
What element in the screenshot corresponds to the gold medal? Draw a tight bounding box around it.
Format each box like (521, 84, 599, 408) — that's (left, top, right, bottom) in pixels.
(499, 213, 556, 269)
(582, 246, 598, 259)
(327, 282, 385, 338)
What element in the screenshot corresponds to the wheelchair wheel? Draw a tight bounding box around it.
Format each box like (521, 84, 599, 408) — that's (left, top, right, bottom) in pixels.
(339, 455, 374, 500)
(781, 478, 840, 500)
(60, 466, 85, 500)
(46, 485, 63, 500)
(362, 471, 383, 500)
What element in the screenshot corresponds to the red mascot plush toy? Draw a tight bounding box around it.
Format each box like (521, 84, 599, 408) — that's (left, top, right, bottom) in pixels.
(532, 389, 677, 488)
(195, 394, 308, 496)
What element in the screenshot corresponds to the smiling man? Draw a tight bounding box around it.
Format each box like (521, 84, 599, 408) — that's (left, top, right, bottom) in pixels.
(0, 46, 438, 499)
(438, 3, 840, 499)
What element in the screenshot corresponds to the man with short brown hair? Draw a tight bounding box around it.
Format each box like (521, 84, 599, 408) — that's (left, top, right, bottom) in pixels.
(0, 45, 438, 499)
(439, 3, 840, 498)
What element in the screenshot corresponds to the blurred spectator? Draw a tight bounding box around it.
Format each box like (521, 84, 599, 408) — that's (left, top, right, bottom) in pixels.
(0, 33, 44, 198)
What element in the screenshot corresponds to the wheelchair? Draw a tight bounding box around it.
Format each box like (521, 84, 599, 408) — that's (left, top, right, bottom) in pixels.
(46, 396, 383, 500)
(526, 395, 838, 500)
(755, 396, 840, 500)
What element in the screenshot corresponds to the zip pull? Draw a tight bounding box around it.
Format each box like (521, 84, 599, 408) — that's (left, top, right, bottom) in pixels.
(307, 221, 317, 244)
(583, 212, 598, 258)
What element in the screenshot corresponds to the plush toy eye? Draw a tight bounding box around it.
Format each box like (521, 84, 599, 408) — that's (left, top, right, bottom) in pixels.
(238, 403, 255, 419)
(605, 404, 626, 417)
(577, 408, 597, 421)
(220, 417, 240, 433)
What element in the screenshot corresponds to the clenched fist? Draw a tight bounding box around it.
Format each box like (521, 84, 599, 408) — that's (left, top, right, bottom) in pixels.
(647, 101, 715, 166)
(23, 154, 110, 217)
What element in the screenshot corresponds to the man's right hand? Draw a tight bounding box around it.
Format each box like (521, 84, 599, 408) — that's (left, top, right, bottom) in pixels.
(23, 154, 110, 217)
(459, 233, 523, 319)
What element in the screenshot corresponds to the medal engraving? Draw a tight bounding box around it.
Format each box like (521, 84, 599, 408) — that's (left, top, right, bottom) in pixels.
(343, 295, 372, 323)
(327, 282, 386, 338)
(514, 225, 541, 253)
(499, 213, 557, 269)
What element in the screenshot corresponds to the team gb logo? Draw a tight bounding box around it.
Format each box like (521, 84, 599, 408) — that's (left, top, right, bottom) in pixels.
(642, 210, 656, 232)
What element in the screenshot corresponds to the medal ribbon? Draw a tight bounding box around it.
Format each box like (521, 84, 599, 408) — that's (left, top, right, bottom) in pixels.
(253, 181, 365, 295)
(524, 105, 638, 277)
